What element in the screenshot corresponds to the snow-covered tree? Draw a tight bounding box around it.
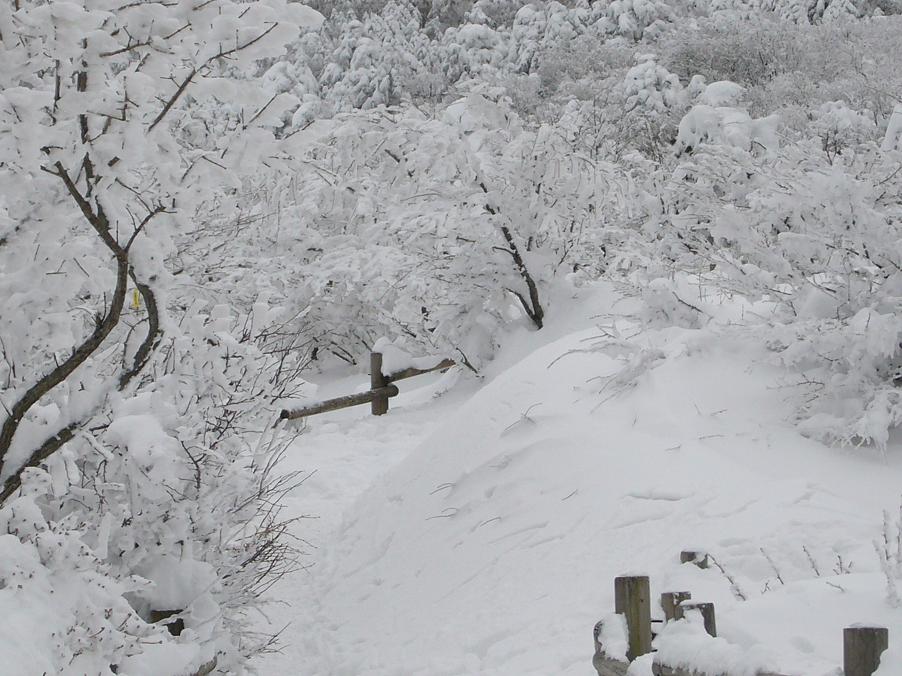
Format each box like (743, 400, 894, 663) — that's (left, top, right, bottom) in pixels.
(650, 104, 902, 447)
(0, 0, 317, 672)
(594, 0, 672, 40)
(619, 54, 689, 159)
(250, 92, 631, 368)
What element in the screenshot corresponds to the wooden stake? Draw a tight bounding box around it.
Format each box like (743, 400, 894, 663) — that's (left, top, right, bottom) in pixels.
(593, 620, 630, 676)
(676, 601, 717, 637)
(844, 626, 888, 676)
(680, 550, 709, 569)
(371, 352, 389, 416)
(661, 592, 691, 622)
(614, 575, 652, 661)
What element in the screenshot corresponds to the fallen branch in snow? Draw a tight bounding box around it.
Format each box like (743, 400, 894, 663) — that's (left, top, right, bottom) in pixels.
(707, 553, 748, 602)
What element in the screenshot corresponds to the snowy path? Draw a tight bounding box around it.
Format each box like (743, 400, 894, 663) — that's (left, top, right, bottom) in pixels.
(253, 370, 472, 675)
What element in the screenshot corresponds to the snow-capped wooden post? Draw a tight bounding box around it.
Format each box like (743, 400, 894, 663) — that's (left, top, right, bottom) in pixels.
(614, 575, 652, 661)
(675, 601, 717, 637)
(593, 620, 630, 676)
(661, 591, 691, 622)
(680, 550, 709, 569)
(370, 352, 389, 416)
(844, 626, 888, 676)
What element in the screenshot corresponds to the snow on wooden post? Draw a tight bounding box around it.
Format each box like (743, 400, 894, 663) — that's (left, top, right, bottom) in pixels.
(593, 620, 630, 676)
(370, 352, 389, 416)
(661, 591, 691, 622)
(844, 626, 888, 676)
(675, 601, 717, 637)
(680, 550, 709, 569)
(614, 575, 652, 661)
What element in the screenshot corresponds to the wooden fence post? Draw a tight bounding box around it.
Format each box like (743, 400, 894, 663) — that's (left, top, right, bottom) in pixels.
(844, 626, 888, 676)
(614, 575, 652, 661)
(675, 601, 717, 637)
(370, 352, 389, 416)
(680, 551, 709, 569)
(594, 620, 630, 676)
(661, 592, 691, 622)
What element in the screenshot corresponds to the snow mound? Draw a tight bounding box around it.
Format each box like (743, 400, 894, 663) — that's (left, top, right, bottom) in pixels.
(299, 322, 902, 675)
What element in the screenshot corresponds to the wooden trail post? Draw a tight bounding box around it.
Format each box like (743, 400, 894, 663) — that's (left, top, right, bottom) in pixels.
(661, 592, 691, 622)
(680, 550, 709, 569)
(599, 557, 814, 676)
(675, 601, 717, 637)
(844, 626, 888, 676)
(370, 352, 389, 416)
(615, 575, 652, 661)
(594, 621, 630, 676)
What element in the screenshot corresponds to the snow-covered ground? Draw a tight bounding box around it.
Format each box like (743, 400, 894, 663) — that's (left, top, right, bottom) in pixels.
(257, 283, 902, 676)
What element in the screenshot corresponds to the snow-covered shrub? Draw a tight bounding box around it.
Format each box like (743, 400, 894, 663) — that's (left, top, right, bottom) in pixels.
(438, 22, 509, 86)
(624, 54, 688, 114)
(620, 54, 689, 160)
(594, 0, 673, 40)
(252, 94, 631, 368)
(507, 2, 591, 74)
(467, 0, 533, 27)
(654, 129, 902, 447)
(811, 100, 878, 162)
(0, 0, 314, 671)
(662, 18, 805, 88)
(674, 80, 780, 155)
(425, 0, 474, 35)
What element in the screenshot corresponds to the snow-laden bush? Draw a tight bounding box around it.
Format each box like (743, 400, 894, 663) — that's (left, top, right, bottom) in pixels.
(241, 94, 632, 368)
(0, 0, 314, 672)
(652, 97, 902, 447)
(674, 80, 780, 155)
(619, 54, 689, 161)
(594, 0, 673, 40)
(811, 100, 879, 163)
(662, 18, 805, 88)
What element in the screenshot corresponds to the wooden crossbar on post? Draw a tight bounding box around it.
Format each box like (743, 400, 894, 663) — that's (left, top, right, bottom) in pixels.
(280, 385, 400, 420)
(384, 358, 456, 384)
(278, 351, 455, 420)
(661, 592, 691, 622)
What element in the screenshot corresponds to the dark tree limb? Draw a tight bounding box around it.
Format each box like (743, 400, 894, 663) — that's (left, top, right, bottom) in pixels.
(119, 273, 161, 389)
(0, 164, 133, 500)
(478, 180, 545, 329)
(0, 423, 78, 503)
(148, 22, 281, 132)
